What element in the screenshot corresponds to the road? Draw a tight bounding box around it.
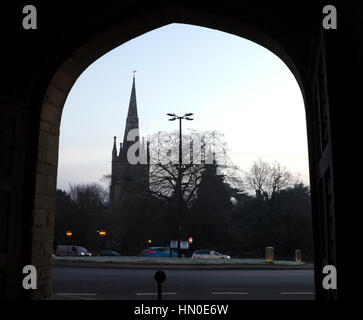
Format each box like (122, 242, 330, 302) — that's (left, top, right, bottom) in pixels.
(51, 266, 314, 300)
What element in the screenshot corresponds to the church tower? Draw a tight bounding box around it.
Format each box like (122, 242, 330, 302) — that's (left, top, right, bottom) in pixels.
(110, 74, 149, 214)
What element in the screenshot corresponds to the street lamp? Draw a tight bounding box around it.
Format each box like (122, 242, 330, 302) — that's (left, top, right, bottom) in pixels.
(98, 229, 106, 254)
(66, 231, 72, 256)
(166, 113, 194, 258)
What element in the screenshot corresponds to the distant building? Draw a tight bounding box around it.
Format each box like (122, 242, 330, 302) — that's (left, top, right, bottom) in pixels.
(110, 75, 149, 214)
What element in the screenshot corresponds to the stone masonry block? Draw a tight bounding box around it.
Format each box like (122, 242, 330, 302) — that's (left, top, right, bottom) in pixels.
(34, 194, 56, 210)
(46, 175, 57, 196)
(40, 102, 61, 125)
(37, 162, 57, 177)
(35, 174, 47, 194)
(45, 85, 67, 110)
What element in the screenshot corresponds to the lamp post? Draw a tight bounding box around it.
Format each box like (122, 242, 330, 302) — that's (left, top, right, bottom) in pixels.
(166, 113, 194, 258)
(66, 231, 72, 256)
(98, 229, 106, 254)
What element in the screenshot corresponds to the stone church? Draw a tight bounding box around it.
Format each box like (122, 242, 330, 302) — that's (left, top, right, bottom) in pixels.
(110, 75, 150, 214)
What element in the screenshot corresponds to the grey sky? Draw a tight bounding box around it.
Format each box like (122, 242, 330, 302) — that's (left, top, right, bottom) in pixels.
(57, 23, 309, 191)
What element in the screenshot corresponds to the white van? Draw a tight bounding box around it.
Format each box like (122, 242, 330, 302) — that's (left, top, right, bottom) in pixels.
(56, 245, 92, 256)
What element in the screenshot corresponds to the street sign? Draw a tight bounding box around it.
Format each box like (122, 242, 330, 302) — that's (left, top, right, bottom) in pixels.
(180, 241, 189, 249)
(170, 240, 189, 249)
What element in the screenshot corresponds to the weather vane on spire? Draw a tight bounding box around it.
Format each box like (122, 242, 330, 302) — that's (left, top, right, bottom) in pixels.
(133, 69, 137, 78)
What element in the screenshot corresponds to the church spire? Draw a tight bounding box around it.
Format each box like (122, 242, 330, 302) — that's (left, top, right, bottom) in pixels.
(127, 71, 138, 118)
(123, 72, 139, 148)
(112, 136, 117, 160)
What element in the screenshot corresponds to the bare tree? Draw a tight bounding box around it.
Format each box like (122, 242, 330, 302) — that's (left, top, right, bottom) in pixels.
(244, 159, 270, 198)
(269, 161, 294, 194)
(145, 129, 244, 206)
(69, 183, 109, 209)
(244, 159, 297, 199)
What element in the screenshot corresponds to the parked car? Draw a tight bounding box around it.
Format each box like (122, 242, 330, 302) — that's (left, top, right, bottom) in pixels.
(56, 245, 92, 256)
(192, 250, 230, 259)
(138, 246, 179, 257)
(99, 250, 120, 256)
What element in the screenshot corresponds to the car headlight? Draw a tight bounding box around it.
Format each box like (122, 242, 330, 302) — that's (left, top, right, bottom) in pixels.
(81, 252, 84, 255)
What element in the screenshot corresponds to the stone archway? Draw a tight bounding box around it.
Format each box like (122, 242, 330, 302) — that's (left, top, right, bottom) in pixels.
(27, 4, 330, 300)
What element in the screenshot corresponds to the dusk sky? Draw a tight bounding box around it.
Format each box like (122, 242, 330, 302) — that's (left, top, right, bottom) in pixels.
(57, 23, 309, 191)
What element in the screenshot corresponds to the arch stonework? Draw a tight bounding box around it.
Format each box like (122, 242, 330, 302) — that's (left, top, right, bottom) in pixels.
(33, 10, 312, 299)
(1, 1, 359, 300)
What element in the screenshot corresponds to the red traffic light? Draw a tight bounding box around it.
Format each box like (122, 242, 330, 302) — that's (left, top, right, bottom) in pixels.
(188, 237, 193, 244)
(99, 230, 106, 237)
(66, 231, 72, 238)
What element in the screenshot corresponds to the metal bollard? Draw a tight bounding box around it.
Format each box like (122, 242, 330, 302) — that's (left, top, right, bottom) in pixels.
(154, 270, 166, 300)
(295, 249, 302, 263)
(265, 247, 274, 263)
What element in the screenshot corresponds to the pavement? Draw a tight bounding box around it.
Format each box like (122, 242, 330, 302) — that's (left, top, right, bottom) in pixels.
(50, 266, 315, 300)
(52, 259, 314, 270)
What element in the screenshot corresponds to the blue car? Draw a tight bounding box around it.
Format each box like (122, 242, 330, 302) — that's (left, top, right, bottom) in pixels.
(138, 247, 178, 257)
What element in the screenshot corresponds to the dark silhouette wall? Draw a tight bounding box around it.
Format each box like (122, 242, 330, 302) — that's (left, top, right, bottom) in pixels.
(0, 0, 360, 300)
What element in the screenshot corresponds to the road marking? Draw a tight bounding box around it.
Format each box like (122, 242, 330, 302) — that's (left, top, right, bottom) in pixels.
(61, 296, 98, 300)
(280, 292, 314, 295)
(56, 293, 99, 300)
(136, 292, 177, 296)
(57, 293, 98, 296)
(211, 292, 248, 295)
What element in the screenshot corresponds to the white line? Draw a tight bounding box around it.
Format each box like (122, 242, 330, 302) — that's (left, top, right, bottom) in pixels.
(211, 292, 248, 295)
(136, 292, 177, 296)
(280, 292, 314, 295)
(57, 293, 98, 296)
